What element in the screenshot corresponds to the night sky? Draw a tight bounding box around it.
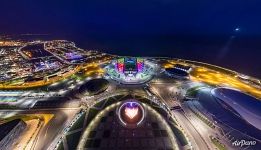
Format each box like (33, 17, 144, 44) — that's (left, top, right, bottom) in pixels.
(1, 0, 261, 77)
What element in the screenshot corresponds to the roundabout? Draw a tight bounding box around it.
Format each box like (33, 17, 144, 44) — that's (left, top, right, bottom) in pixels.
(117, 100, 145, 128)
(1, 39, 261, 150)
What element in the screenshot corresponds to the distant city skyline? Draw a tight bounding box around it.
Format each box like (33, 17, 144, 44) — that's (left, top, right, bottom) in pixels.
(0, 0, 261, 77)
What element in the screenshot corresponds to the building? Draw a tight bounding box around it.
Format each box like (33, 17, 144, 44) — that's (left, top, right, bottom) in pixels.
(212, 88, 261, 130)
(116, 57, 144, 75)
(0, 119, 26, 150)
(106, 57, 154, 84)
(165, 68, 189, 79)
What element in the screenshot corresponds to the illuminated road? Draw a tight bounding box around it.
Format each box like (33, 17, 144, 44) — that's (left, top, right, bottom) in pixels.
(164, 59, 261, 99)
(0, 65, 81, 89)
(173, 109, 209, 150)
(149, 82, 214, 150)
(35, 109, 79, 150)
(0, 108, 79, 150)
(0, 55, 260, 150)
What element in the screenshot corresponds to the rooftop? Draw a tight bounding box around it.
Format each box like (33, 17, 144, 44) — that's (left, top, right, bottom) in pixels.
(0, 119, 23, 141)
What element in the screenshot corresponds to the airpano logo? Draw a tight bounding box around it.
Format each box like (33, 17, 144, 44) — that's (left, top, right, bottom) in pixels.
(232, 140, 256, 147)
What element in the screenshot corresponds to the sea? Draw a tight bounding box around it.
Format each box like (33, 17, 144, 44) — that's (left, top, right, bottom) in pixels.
(7, 34, 261, 78)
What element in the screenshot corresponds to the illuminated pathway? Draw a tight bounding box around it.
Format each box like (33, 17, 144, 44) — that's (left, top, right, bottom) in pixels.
(0, 42, 261, 150)
(164, 59, 261, 99)
(77, 102, 179, 149)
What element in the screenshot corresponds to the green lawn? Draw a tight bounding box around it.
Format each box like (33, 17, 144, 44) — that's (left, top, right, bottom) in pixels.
(210, 136, 227, 150)
(66, 131, 83, 149)
(169, 123, 188, 146)
(185, 86, 203, 97)
(69, 112, 86, 132)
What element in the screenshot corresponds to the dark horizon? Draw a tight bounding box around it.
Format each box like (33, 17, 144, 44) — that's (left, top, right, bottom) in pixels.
(4, 33, 260, 78)
(1, 0, 261, 78)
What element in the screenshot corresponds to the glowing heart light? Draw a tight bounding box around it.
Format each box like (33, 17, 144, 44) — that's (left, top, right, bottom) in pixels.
(125, 107, 138, 119)
(118, 101, 145, 127)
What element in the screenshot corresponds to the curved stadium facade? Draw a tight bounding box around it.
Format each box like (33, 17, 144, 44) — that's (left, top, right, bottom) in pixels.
(212, 87, 261, 130)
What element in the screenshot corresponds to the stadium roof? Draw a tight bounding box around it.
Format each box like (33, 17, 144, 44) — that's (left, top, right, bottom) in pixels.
(0, 119, 22, 141)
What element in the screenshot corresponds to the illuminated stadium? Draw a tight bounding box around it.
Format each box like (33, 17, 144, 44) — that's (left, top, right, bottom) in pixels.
(2, 1, 261, 149)
(105, 57, 155, 84)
